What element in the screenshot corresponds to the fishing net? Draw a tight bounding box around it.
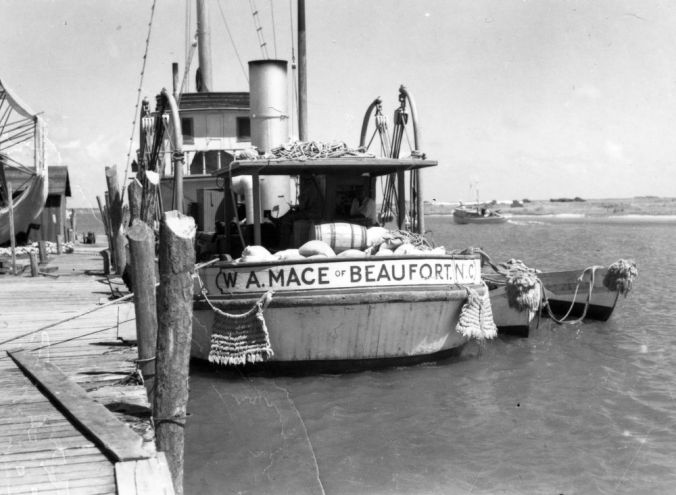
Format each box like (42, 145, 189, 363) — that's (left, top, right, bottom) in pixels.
(208, 291, 274, 366)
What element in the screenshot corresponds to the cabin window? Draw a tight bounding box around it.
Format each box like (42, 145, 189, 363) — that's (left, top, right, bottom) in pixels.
(181, 118, 194, 144)
(236, 117, 251, 142)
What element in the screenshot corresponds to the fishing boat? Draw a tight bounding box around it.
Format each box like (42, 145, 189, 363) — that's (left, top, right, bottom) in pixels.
(453, 204, 507, 224)
(486, 259, 637, 337)
(135, 1, 496, 369)
(0, 78, 47, 245)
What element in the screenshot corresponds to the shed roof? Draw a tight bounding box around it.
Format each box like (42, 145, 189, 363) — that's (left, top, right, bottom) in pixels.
(48, 166, 71, 196)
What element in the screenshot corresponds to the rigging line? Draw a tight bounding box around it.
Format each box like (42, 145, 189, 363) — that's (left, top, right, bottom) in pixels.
(178, 33, 198, 103)
(288, 0, 297, 134)
(123, 0, 158, 189)
(249, 0, 269, 58)
(185, 0, 192, 86)
(1, 116, 35, 132)
(0, 105, 13, 135)
(269, 0, 278, 58)
(0, 130, 34, 149)
(0, 154, 35, 174)
(215, 0, 249, 84)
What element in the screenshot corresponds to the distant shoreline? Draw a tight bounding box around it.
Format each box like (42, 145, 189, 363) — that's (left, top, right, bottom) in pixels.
(71, 196, 676, 236)
(424, 196, 676, 218)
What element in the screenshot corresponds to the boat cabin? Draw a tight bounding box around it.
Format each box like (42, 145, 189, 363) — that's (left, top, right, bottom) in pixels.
(209, 157, 437, 259)
(155, 92, 253, 224)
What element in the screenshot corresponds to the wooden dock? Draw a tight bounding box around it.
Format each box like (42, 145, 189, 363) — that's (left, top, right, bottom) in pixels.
(0, 243, 174, 494)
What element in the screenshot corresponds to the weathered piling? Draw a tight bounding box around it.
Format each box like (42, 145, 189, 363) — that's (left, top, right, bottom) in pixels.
(127, 220, 158, 401)
(97, 195, 114, 268)
(153, 211, 195, 495)
(128, 177, 143, 224)
(56, 233, 64, 254)
(7, 182, 16, 275)
(38, 240, 48, 264)
(105, 165, 126, 275)
(29, 251, 38, 277)
(141, 170, 160, 226)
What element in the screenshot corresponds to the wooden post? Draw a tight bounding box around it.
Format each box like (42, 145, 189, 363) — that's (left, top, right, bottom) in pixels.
(252, 172, 261, 245)
(29, 251, 38, 277)
(7, 183, 16, 275)
(141, 170, 160, 226)
(105, 165, 126, 275)
(154, 211, 195, 495)
(56, 234, 64, 254)
(101, 249, 111, 275)
(128, 178, 143, 224)
(127, 220, 158, 400)
(98, 195, 115, 268)
(38, 240, 48, 265)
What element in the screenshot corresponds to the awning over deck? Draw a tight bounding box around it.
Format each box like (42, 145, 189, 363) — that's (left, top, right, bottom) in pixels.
(212, 157, 438, 178)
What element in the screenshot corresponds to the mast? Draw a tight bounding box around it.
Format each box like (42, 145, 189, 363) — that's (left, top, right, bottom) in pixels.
(298, 0, 308, 141)
(196, 0, 213, 92)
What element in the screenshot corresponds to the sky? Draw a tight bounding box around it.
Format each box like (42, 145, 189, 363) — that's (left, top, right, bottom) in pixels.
(1, 0, 676, 208)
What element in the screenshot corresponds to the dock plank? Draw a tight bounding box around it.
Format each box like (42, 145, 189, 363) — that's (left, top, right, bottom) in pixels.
(0, 246, 171, 494)
(115, 453, 176, 495)
(8, 350, 149, 463)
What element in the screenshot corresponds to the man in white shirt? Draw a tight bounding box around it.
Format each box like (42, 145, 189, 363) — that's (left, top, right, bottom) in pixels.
(350, 189, 377, 226)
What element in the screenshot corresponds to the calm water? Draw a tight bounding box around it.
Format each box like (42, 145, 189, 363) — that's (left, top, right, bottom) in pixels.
(184, 217, 676, 494)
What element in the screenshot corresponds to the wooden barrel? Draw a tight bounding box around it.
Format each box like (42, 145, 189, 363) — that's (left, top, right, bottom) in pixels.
(313, 223, 368, 253)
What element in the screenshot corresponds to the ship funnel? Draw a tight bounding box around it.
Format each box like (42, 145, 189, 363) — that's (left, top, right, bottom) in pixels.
(249, 60, 289, 153)
(249, 60, 292, 218)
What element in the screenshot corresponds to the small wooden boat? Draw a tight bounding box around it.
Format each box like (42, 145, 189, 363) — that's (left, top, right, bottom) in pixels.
(488, 261, 637, 337)
(489, 285, 539, 337)
(453, 205, 507, 225)
(0, 77, 47, 244)
(539, 267, 619, 322)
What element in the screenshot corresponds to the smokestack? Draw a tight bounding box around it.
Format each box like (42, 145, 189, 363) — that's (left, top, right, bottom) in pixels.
(249, 60, 289, 153)
(249, 59, 291, 218)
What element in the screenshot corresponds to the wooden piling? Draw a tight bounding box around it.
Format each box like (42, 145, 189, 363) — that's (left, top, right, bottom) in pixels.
(56, 233, 64, 254)
(7, 182, 16, 275)
(154, 211, 195, 495)
(38, 240, 48, 264)
(127, 220, 158, 401)
(128, 178, 143, 224)
(142, 170, 160, 226)
(97, 195, 114, 267)
(30, 251, 38, 277)
(105, 165, 126, 275)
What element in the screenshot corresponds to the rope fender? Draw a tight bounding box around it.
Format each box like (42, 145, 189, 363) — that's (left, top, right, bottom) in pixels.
(603, 259, 638, 296)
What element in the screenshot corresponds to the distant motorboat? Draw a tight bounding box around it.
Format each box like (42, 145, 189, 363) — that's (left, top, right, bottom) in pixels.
(453, 205, 507, 225)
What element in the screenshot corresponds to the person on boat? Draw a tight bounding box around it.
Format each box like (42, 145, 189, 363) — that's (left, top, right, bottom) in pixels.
(350, 188, 377, 226)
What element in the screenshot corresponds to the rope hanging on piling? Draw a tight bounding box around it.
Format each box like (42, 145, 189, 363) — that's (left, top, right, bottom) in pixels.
(602, 259, 638, 296)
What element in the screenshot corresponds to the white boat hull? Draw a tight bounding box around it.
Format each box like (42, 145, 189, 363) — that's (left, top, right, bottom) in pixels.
(192, 287, 476, 364)
(192, 255, 484, 366)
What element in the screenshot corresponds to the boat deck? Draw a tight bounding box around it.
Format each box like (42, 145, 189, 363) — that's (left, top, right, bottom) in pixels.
(0, 242, 173, 494)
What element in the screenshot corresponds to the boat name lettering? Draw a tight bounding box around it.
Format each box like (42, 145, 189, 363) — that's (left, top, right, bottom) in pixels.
(212, 259, 478, 293)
